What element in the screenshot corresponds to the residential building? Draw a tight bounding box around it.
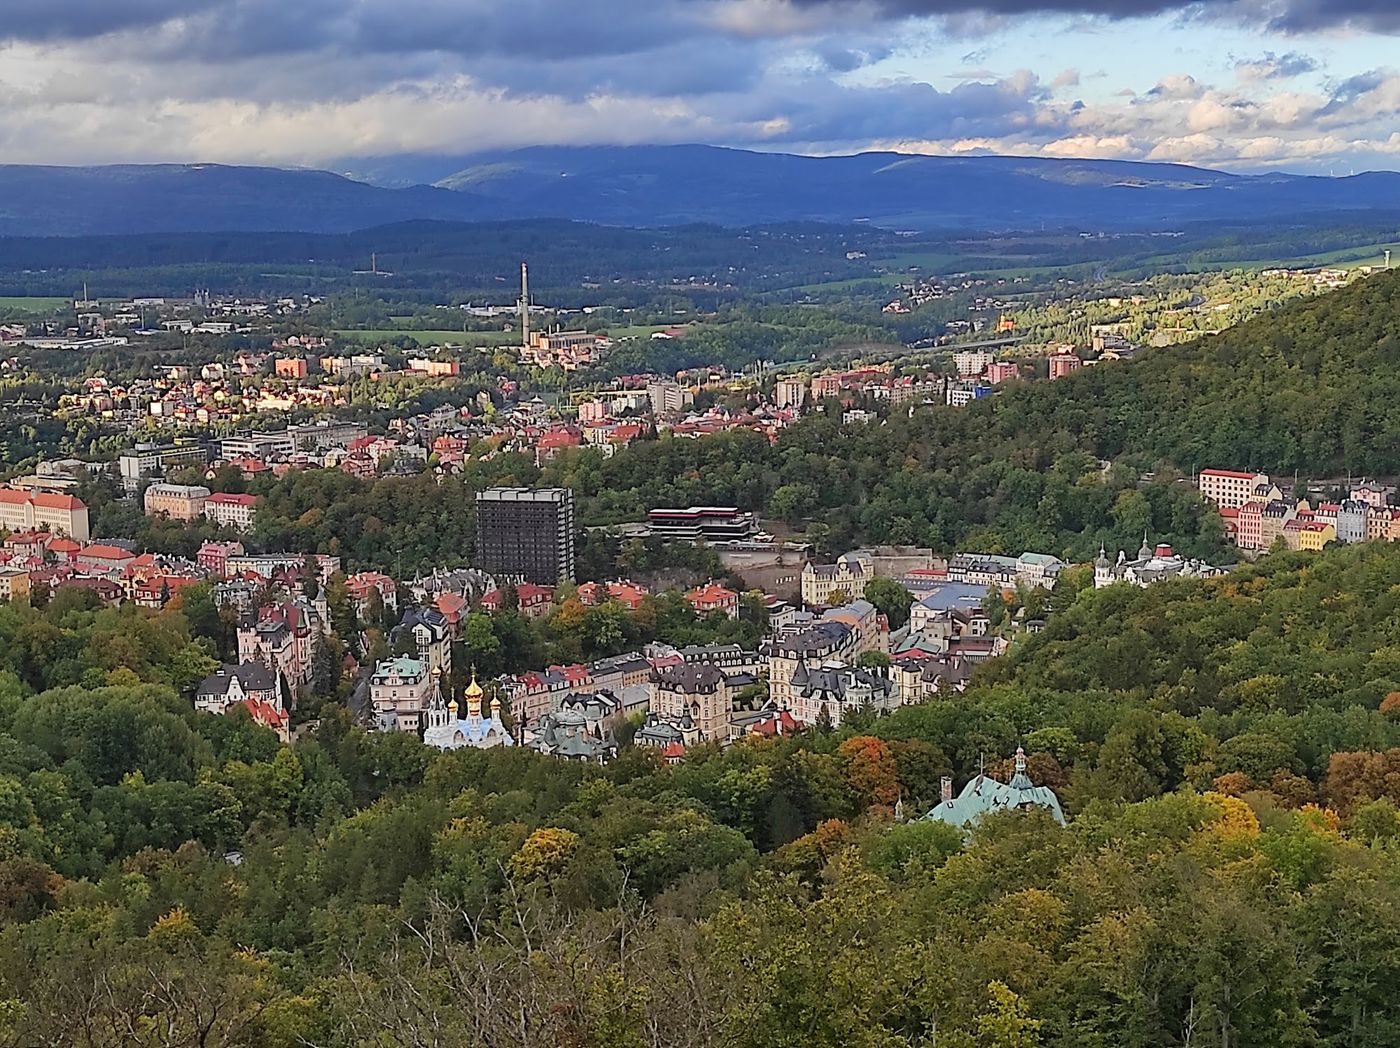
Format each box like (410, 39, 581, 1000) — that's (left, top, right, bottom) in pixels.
(480, 581, 556, 619)
(194, 662, 290, 740)
(649, 663, 732, 743)
(801, 551, 874, 607)
(0, 489, 90, 541)
(474, 487, 577, 584)
(275, 357, 309, 379)
(577, 579, 649, 611)
(197, 540, 245, 577)
(946, 380, 993, 407)
(75, 543, 137, 574)
(774, 377, 808, 410)
(237, 599, 324, 689)
(679, 643, 762, 675)
(769, 601, 888, 708)
(1335, 500, 1369, 545)
(784, 661, 895, 728)
(203, 492, 258, 531)
(647, 380, 693, 415)
(947, 552, 1065, 589)
(1236, 501, 1265, 550)
(686, 582, 740, 619)
(1284, 519, 1336, 551)
(1368, 509, 1399, 542)
(226, 552, 341, 585)
(288, 420, 368, 452)
(1198, 470, 1274, 509)
(0, 568, 31, 603)
(370, 656, 435, 733)
(1258, 500, 1296, 549)
(345, 571, 399, 617)
(1351, 482, 1396, 510)
(144, 483, 211, 522)
(1047, 353, 1082, 380)
(985, 361, 1020, 384)
(953, 349, 994, 377)
(528, 701, 619, 762)
(219, 431, 296, 461)
(501, 663, 594, 725)
(391, 605, 453, 678)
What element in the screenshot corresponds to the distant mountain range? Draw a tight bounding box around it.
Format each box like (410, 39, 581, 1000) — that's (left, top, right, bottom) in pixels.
(4, 145, 1400, 237)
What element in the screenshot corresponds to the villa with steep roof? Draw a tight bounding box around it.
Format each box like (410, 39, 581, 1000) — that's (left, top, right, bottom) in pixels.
(924, 748, 1066, 828)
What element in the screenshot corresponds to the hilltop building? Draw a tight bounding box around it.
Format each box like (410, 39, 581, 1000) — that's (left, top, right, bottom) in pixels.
(924, 748, 1065, 828)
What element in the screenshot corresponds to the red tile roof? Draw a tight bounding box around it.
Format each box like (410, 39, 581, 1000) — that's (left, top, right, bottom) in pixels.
(1200, 469, 1258, 480)
(79, 544, 135, 561)
(0, 489, 85, 510)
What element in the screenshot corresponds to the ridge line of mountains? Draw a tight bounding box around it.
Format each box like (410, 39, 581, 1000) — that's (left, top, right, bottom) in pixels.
(3, 144, 1399, 237)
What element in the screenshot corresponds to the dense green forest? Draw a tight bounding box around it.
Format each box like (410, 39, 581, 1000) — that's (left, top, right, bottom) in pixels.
(1, 544, 1400, 1043)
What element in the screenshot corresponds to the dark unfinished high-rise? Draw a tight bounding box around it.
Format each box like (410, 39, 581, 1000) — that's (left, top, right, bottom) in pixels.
(474, 487, 576, 585)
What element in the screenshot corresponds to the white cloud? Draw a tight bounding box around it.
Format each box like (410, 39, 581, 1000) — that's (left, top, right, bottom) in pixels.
(0, 1, 1395, 175)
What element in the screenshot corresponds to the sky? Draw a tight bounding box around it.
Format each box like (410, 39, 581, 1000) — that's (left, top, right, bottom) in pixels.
(2, 0, 1400, 174)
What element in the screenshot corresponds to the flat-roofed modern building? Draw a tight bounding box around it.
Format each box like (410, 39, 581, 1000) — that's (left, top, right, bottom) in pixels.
(646, 506, 755, 542)
(475, 487, 576, 585)
(118, 443, 209, 493)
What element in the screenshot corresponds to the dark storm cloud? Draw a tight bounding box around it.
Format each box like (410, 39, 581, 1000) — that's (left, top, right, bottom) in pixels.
(4, 0, 223, 39)
(6, 0, 1400, 64)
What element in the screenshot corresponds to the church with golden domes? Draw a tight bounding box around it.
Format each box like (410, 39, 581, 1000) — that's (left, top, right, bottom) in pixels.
(422, 670, 514, 750)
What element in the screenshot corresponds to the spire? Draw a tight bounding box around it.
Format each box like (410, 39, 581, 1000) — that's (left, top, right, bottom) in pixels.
(1009, 745, 1034, 791)
(427, 670, 449, 730)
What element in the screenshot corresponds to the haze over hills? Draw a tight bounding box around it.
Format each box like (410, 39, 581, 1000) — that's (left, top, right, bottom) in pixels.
(4, 145, 1400, 237)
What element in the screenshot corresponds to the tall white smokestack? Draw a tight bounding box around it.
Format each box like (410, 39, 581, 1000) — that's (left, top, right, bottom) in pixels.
(520, 263, 530, 348)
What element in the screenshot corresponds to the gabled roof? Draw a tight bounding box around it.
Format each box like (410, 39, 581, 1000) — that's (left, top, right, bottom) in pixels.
(197, 661, 278, 697)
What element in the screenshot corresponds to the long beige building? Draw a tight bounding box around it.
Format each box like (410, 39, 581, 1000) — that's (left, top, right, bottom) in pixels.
(0, 489, 90, 541)
(1198, 469, 1274, 509)
(144, 483, 211, 522)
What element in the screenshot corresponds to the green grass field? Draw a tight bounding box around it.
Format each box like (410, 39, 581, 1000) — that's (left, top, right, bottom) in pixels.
(0, 296, 69, 314)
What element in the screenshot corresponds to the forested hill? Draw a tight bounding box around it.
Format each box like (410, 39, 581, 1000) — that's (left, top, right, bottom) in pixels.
(978, 264, 1400, 476)
(4, 542, 1400, 1042)
(537, 269, 1400, 562)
